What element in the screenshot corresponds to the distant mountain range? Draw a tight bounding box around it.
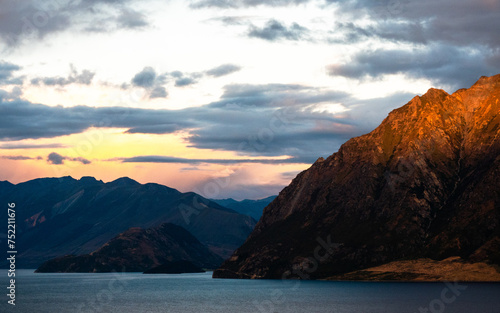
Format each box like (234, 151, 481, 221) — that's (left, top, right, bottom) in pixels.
(211, 196, 276, 220)
(0, 176, 255, 268)
(36, 223, 222, 273)
(214, 74, 500, 280)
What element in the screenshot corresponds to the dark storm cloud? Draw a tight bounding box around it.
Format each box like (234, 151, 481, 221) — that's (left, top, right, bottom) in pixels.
(327, 46, 498, 89)
(31, 65, 95, 86)
(47, 152, 90, 165)
(206, 64, 242, 77)
(0, 0, 151, 46)
(248, 20, 308, 41)
(190, 0, 309, 9)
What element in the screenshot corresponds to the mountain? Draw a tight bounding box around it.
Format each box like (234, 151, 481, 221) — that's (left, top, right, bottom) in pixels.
(36, 223, 222, 272)
(212, 196, 277, 220)
(0, 177, 255, 267)
(213, 74, 500, 280)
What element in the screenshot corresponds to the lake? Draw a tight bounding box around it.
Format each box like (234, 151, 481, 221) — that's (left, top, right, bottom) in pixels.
(1, 270, 499, 312)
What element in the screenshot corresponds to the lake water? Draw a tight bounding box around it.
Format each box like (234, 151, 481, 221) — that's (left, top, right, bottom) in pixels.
(1, 270, 499, 313)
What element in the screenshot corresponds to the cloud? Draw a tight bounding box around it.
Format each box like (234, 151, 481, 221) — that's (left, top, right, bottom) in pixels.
(175, 77, 197, 87)
(117, 9, 148, 29)
(0, 155, 37, 161)
(47, 152, 65, 165)
(0, 61, 22, 85)
(0, 87, 23, 101)
(0, 0, 150, 46)
(128, 64, 242, 95)
(320, 0, 500, 87)
(149, 86, 168, 99)
(118, 155, 300, 164)
(327, 45, 499, 88)
(206, 64, 242, 77)
(0, 99, 195, 141)
(209, 83, 349, 108)
(31, 65, 95, 86)
(190, 167, 286, 200)
(47, 152, 90, 165)
(0, 83, 417, 164)
(207, 16, 251, 26)
(131, 67, 169, 98)
(373, 0, 500, 48)
(190, 0, 309, 9)
(131, 67, 157, 88)
(73, 157, 91, 165)
(166, 71, 201, 87)
(0, 143, 67, 149)
(248, 20, 308, 41)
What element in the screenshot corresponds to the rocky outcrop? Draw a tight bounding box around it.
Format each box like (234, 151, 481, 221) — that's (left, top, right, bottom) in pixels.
(214, 74, 500, 280)
(36, 223, 222, 273)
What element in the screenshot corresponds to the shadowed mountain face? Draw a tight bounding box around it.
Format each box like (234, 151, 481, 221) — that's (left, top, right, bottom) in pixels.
(212, 196, 277, 221)
(214, 74, 500, 280)
(0, 177, 255, 267)
(36, 223, 222, 273)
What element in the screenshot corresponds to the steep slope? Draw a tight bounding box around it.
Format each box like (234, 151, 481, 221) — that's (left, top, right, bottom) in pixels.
(36, 223, 222, 272)
(0, 177, 255, 267)
(212, 196, 276, 220)
(214, 74, 500, 280)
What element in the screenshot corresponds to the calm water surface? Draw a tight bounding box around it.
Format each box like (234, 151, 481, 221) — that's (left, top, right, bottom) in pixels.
(1, 269, 499, 312)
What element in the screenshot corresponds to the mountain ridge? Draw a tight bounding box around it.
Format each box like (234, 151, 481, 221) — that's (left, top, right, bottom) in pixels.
(211, 196, 277, 220)
(0, 176, 256, 267)
(213, 74, 500, 280)
(36, 223, 222, 273)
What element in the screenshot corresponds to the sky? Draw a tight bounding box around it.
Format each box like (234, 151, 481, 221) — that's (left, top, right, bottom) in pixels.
(0, 0, 499, 200)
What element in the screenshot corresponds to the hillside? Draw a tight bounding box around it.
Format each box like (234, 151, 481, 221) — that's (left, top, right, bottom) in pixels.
(214, 74, 500, 280)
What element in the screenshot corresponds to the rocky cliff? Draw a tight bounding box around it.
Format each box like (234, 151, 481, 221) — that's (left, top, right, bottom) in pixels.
(213, 74, 500, 280)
